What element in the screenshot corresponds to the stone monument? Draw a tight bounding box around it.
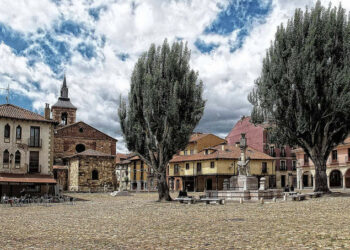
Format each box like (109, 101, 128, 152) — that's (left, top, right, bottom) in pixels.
(229, 133, 258, 191)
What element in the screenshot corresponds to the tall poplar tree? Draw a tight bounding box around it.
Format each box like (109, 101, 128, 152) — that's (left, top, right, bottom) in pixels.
(249, 1, 350, 192)
(119, 39, 205, 201)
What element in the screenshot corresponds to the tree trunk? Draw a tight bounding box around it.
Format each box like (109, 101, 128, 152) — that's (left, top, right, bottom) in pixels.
(157, 172, 172, 201)
(312, 156, 329, 193)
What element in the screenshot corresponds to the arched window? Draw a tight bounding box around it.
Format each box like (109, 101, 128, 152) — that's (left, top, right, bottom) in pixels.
(4, 124, 10, 138)
(92, 170, 99, 180)
(3, 150, 9, 164)
(15, 150, 21, 165)
(61, 112, 68, 125)
(75, 144, 85, 153)
(16, 125, 22, 139)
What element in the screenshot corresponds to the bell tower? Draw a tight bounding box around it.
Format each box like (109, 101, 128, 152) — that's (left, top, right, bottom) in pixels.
(51, 75, 77, 126)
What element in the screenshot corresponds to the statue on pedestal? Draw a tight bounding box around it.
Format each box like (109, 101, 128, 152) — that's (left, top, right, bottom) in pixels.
(237, 133, 250, 176)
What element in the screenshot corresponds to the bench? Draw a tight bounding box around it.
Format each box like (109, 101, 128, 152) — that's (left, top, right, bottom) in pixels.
(174, 197, 196, 204)
(290, 194, 306, 201)
(305, 192, 322, 198)
(200, 197, 225, 205)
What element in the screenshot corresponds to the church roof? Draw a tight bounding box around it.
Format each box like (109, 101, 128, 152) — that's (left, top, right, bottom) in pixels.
(52, 76, 77, 109)
(0, 104, 53, 123)
(68, 149, 115, 158)
(52, 98, 77, 109)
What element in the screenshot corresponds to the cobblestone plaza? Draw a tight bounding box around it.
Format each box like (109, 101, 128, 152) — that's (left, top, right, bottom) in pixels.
(1, 193, 350, 249)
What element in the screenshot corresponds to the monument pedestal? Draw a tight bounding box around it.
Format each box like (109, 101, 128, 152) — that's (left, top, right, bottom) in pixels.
(230, 175, 258, 191)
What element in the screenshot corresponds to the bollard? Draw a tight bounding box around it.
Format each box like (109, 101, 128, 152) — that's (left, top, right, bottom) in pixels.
(284, 194, 287, 201)
(260, 198, 264, 204)
(240, 198, 243, 204)
(273, 197, 276, 203)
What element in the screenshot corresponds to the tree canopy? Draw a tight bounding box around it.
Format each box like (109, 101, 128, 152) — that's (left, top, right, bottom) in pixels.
(119, 39, 205, 200)
(249, 1, 350, 191)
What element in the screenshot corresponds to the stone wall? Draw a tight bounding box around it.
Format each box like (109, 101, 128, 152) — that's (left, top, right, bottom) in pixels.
(69, 156, 116, 192)
(54, 121, 116, 161)
(51, 107, 76, 125)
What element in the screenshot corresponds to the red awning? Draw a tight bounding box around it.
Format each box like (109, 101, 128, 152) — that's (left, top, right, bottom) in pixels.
(0, 173, 56, 184)
(53, 165, 68, 170)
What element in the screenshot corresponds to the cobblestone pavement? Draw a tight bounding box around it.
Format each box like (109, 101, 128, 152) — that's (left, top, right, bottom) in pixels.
(1, 192, 350, 249)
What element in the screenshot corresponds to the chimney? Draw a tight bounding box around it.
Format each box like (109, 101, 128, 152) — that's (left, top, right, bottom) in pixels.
(44, 103, 50, 120)
(235, 141, 240, 147)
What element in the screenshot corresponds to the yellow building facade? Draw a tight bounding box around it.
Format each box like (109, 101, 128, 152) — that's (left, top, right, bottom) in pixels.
(168, 144, 275, 192)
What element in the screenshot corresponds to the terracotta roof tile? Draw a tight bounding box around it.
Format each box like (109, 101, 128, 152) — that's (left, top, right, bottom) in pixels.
(0, 104, 53, 122)
(69, 149, 114, 158)
(0, 173, 56, 184)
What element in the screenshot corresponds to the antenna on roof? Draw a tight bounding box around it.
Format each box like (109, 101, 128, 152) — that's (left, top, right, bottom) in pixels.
(0, 84, 10, 104)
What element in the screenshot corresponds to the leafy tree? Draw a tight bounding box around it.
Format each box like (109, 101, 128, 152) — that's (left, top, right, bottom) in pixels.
(249, 1, 350, 192)
(119, 39, 205, 201)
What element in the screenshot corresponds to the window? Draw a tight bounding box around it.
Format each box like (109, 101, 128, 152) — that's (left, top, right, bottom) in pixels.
(29, 151, 39, 173)
(262, 162, 267, 173)
(270, 146, 275, 157)
(304, 154, 309, 164)
(75, 144, 85, 153)
(280, 160, 286, 171)
(92, 170, 99, 180)
(190, 150, 194, 155)
(3, 149, 9, 166)
(15, 150, 21, 166)
(348, 148, 350, 161)
(79, 127, 84, 133)
(280, 147, 286, 157)
(205, 149, 209, 155)
(184, 150, 187, 155)
(4, 124, 10, 139)
(174, 164, 179, 174)
(61, 112, 68, 125)
(197, 162, 202, 173)
(16, 125, 22, 139)
(185, 163, 190, 170)
(332, 150, 338, 161)
(29, 127, 40, 147)
(292, 160, 297, 171)
(210, 161, 215, 168)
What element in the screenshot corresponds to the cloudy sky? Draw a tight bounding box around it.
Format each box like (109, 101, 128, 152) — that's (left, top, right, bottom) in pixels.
(0, 0, 347, 152)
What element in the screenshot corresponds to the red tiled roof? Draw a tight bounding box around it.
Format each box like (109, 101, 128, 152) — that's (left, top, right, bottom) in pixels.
(0, 104, 53, 123)
(69, 149, 115, 158)
(0, 173, 56, 184)
(170, 144, 273, 163)
(115, 153, 132, 164)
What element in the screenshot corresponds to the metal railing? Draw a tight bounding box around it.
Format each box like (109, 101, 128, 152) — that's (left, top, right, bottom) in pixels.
(28, 138, 42, 148)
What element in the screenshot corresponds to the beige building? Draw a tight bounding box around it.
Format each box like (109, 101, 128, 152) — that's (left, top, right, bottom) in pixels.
(0, 104, 56, 196)
(115, 153, 131, 191)
(295, 137, 350, 190)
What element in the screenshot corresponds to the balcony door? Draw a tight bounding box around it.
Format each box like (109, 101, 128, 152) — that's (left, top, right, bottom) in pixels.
(29, 151, 39, 173)
(30, 127, 40, 147)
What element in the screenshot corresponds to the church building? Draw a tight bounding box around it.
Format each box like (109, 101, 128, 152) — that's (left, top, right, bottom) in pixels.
(50, 76, 117, 192)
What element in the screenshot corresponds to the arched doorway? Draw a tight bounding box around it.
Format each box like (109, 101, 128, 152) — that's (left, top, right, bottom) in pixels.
(345, 169, 350, 188)
(206, 179, 212, 190)
(329, 170, 342, 188)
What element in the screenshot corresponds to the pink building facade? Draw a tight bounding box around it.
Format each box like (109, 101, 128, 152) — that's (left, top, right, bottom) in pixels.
(226, 116, 297, 188)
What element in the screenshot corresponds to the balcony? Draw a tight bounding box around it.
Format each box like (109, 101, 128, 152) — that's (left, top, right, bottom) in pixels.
(28, 138, 42, 148)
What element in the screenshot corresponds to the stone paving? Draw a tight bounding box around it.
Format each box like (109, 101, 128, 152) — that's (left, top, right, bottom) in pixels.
(1, 192, 350, 249)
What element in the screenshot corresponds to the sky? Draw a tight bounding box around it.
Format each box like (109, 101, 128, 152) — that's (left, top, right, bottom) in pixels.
(0, 0, 347, 153)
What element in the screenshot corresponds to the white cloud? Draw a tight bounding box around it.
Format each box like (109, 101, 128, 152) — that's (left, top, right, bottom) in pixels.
(0, 0, 348, 153)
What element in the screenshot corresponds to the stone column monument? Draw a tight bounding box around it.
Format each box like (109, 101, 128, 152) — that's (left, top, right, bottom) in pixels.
(229, 133, 258, 191)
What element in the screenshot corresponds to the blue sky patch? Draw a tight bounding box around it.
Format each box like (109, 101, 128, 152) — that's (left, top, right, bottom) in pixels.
(77, 42, 97, 59)
(89, 6, 107, 21)
(0, 23, 30, 54)
(117, 53, 129, 61)
(54, 20, 84, 37)
(194, 39, 219, 54)
(205, 0, 272, 52)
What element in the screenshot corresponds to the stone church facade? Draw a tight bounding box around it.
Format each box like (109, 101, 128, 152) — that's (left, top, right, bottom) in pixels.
(50, 76, 117, 192)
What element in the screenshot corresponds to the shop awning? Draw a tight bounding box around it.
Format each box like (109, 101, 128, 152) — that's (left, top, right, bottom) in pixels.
(0, 173, 57, 184)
